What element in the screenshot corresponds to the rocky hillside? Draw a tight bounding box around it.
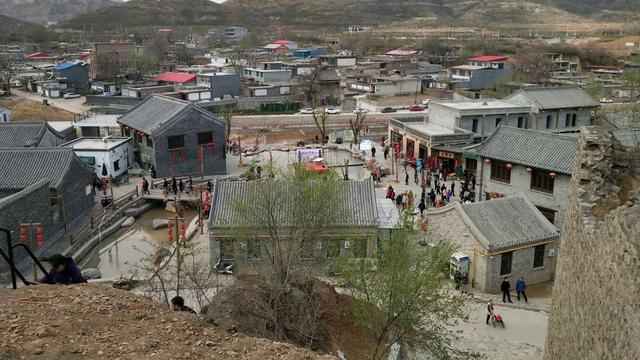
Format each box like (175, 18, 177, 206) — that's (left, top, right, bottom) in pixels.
(59, 0, 223, 30)
(0, 14, 33, 29)
(0, 0, 119, 24)
(0, 284, 334, 359)
(59, 0, 634, 32)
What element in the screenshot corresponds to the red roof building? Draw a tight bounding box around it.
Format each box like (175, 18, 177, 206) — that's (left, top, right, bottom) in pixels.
(151, 72, 196, 84)
(25, 52, 53, 59)
(467, 56, 508, 63)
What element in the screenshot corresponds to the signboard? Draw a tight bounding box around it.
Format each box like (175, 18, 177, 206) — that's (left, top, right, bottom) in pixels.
(439, 151, 455, 159)
(360, 139, 372, 151)
(297, 148, 322, 163)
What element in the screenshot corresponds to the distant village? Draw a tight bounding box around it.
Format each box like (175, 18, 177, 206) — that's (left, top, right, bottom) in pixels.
(0, 22, 638, 360)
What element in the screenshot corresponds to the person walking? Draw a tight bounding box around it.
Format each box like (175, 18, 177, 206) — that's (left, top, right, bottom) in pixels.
(516, 277, 528, 303)
(405, 171, 409, 185)
(401, 192, 408, 210)
(179, 179, 184, 193)
(486, 299, 495, 325)
(451, 181, 455, 196)
(386, 185, 395, 200)
(163, 178, 169, 195)
(186, 176, 193, 193)
(371, 146, 376, 158)
(141, 177, 150, 195)
(171, 177, 177, 195)
(429, 189, 436, 207)
(383, 145, 389, 160)
(418, 200, 426, 216)
(414, 168, 419, 185)
(501, 278, 513, 303)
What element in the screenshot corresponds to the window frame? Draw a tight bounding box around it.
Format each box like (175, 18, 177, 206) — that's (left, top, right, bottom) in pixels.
(533, 244, 546, 268)
(197, 131, 213, 146)
(530, 168, 555, 194)
(472, 118, 479, 133)
(546, 115, 553, 129)
(500, 251, 513, 276)
(168, 135, 185, 150)
(490, 160, 512, 184)
(517, 116, 524, 128)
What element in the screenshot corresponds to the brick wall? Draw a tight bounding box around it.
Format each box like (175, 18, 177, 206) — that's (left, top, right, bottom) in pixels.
(544, 127, 640, 359)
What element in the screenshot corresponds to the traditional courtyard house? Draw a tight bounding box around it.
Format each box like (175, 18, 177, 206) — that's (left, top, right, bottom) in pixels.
(427, 193, 559, 293)
(0, 122, 66, 148)
(117, 94, 226, 178)
(208, 179, 380, 269)
(0, 148, 95, 275)
(476, 126, 577, 228)
(505, 87, 599, 132)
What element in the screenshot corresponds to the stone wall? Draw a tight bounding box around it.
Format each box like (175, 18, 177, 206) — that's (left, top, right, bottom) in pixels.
(544, 126, 640, 359)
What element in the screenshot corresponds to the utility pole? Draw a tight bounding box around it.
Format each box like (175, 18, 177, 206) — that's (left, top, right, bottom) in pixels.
(166, 191, 184, 297)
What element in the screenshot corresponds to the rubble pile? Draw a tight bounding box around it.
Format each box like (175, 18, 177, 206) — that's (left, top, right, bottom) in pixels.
(0, 284, 335, 359)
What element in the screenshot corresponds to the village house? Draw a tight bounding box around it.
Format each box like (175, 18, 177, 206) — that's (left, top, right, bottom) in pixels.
(117, 94, 226, 178)
(208, 179, 383, 269)
(504, 87, 599, 132)
(196, 73, 242, 100)
(476, 126, 577, 228)
(447, 55, 512, 91)
(293, 47, 327, 59)
(318, 55, 358, 68)
(0, 122, 67, 148)
(348, 74, 421, 97)
(0, 148, 95, 276)
(263, 40, 298, 55)
(243, 62, 292, 85)
(52, 61, 89, 91)
(225, 26, 248, 42)
(62, 137, 134, 178)
(151, 72, 197, 86)
(427, 193, 560, 293)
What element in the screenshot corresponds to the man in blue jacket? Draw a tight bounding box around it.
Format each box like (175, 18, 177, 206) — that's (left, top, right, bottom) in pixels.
(515, 277, 528, 303)
(40, 254, 87, 285)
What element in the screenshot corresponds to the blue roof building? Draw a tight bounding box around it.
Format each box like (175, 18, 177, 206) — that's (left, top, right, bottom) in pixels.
(53, 61, 89, 90)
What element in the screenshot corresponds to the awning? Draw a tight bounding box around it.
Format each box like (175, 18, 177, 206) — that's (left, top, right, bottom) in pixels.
(463, 151, 476, 160)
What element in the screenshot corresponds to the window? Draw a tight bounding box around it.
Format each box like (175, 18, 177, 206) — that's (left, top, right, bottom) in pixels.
(220, 240, 235, 259)
(530, 168, 555, 193)
(533, 244, 546, 268)
(565, 113, 571, 127)
(146, 136, 153, 148)
(326, 239, 341, 259)
(300, 240, 315, 259)
(571, 113, 577, 127)
(490, 160, 511, 183)
(546, 115, 553, 129)
(113, 160, 120, 171)
(79, 156, 96, 166)
(500, 251, 513, 276)
(495, 118, 502, 128)
(517, 116, 524, 128)
(472, 119, 479, 133)
(247, 240, 261, 260)
(168, 135, 185, 150)
(197, 132, 213, 145)
(352, 238, 367, 258)
(536, 206, 556, 224)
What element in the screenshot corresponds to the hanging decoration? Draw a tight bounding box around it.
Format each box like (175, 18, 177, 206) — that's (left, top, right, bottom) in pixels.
(526, 167, 533, 173)
(549, 172, 557, 178)
(506, 163, 513, 169)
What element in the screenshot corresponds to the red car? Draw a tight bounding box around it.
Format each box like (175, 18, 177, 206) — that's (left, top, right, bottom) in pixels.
(410, 104, 425, 112)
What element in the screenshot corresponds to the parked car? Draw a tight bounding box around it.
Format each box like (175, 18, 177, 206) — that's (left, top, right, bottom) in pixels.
(101, 92, 115, 97)
(353, 107, 368, 114)
(300, 107, 316, 114)
(325, 107, 340, 114)
(63, 93, 81, 99)
(599, 97, 614, 103)
(381, 107, 397, 113)
(409, 104, 425, 112)
(421, 99, 431, 106)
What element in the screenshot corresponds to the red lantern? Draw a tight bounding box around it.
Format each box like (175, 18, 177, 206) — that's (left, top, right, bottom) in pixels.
(167, 221, 173, 242)
(484, 159, 491, 164)
(549, 172, 557, 178)
(180, 221, 186, 242)
(19, 226, 27, 243)
(506, 163, 513, 169)
(526, 167, 533, 173)
(36, 227, 44, 249)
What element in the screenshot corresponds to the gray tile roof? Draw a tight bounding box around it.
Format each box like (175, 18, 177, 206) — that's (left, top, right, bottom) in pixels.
(477, 126, 578, 174)
(457, 193, 559, 252)
(612, 129, 640, 148)
(506, 86, 599, 110)
(0, 122, 63, 148)
(117, 94, 191, 135)
(0, 148, 87, 190)
(208, 179, 379, 229)
(0, 179, 49, 211)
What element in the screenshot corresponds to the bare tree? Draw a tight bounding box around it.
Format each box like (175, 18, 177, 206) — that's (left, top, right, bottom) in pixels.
(220, 110, 235, 144)
(312, 110, 330, 144)
(0, 57, 14, 95)
(515, 48, 554, 84)
(175, 46, 195, 66)
(148, 33, 170, 62)
(349, 112, 367, 145)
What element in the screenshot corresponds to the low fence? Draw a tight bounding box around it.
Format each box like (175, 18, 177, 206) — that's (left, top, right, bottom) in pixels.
(69, 187, 139, 246)
(85, 95, 143, 108)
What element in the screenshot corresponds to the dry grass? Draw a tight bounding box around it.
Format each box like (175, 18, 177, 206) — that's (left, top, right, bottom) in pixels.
(0, 97, 74, 122)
